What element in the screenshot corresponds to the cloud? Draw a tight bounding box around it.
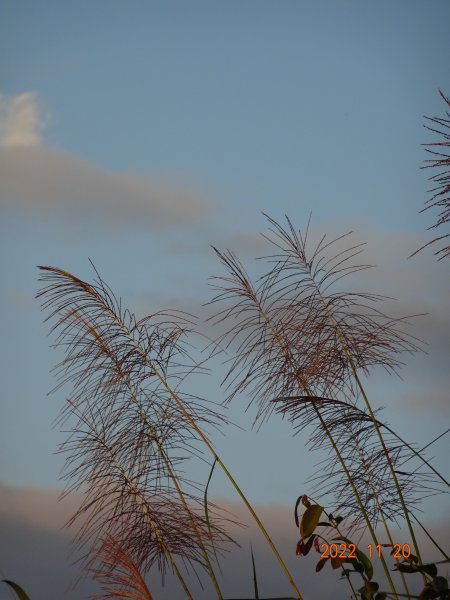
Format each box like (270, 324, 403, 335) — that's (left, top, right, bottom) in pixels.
(165, 230, 270, 257)
(1, 481, 448, 600)
(0, 145, 214, 229)
(0, 91, 212, 230)
(0, 92, 45, 147)
(398, 379, 450, 416)
(0, 483, 343, 599)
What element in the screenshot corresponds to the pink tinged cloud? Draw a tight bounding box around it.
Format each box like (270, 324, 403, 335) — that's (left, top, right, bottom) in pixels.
(1, 481, 449, 600)
(0, 146, 214, 229)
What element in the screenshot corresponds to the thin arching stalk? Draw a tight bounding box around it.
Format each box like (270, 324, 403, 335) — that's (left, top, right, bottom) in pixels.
(37, 266, 236, 598)
(67, 399, 195, 599)
(60, 288, 224, 596)
(115, 359, 224, 598)
(209, 215, 447, 597)
(135, 338, 303, 599)
(209, 247, 399, 596)
(262, 215, 423, 563)
(260, 214, 448, 585)
(37, 265, 303, 600)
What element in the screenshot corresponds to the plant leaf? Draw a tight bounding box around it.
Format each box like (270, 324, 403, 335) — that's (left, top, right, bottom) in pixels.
(394, 563, 418, 574)
(300, 504, 323, 538)
(315, 556, 329, 572)
(302, 534, 316, 556)
(416, 563, 438, 578)
(294, 495, 302, 527)
(358, 584, 372, 600)
(331, 555, 345, 570)
(204, 458, 221, 568)
(364, 581, 379, 594)
(356, 548, 373, 580)
(301, 495, 311, 509)
(251, 545, 259, 599)
(2, 580, 31, 600)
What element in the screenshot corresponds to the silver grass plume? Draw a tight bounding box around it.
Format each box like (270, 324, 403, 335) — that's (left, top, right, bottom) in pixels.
(37, 265, 237, 591)
(209, 215, 440, 529)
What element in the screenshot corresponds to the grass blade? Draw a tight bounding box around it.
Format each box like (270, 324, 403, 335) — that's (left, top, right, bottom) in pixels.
(2, 580, 31, 600)
(251, 545, 260, 599)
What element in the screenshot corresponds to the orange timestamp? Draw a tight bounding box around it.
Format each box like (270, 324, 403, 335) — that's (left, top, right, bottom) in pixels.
(319, 543, 411, 559)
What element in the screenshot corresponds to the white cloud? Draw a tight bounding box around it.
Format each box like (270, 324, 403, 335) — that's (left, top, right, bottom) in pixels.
(0, 92, 45, 147)
(0, 92, 213, 229)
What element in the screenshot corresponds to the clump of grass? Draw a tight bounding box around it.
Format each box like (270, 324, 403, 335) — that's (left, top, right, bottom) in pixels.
(37, 264, 303, 599)
(36, 216, 448, 599)
(209, 214, 449, 598)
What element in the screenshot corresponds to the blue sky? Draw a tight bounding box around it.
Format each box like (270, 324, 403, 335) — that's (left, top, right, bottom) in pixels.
(1, 2, 449, 599)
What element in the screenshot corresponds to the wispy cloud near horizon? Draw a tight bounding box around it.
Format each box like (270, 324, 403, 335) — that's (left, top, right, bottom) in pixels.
(1, 480, 448, 600)
(0, 145, 214, 230)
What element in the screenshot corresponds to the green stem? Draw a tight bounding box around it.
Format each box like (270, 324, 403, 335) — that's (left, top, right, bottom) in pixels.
(204, 459, 222, 571)
(308, 271, 423, 567)
(71, 402, 194, 600)
(353, 441, 411, 596)
(253, 301, 398, 598)
(110, 309, 303, 599)
(73, 309, 223, 597)
(128, 389, 223, 599)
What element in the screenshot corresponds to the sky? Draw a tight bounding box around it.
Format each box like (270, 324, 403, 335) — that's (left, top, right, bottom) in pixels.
(0, 1, 449, 599)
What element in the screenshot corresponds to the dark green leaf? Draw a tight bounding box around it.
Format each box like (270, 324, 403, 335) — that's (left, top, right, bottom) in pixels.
(303, 535, 316, 556)
(419, 576, 449, 599)
(374, 593, 387, 600)
(315, 556, 329, 572)
(394, 563, 418, 574)
(364, 581, 379, 594)
(250, 545, 259, 600)
(2, 580, 31, 600)
(419, 584, 439, 599)
(356, 548, 373, 580)
(352, 559, 364, 574)
(358, 585, 372, 600)
(417, 563, 438, 578)
(431, 576, 449, 592)
(294, 496, 302, 527)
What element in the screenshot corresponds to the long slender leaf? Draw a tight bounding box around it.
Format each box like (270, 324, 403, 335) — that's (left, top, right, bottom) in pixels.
(2, 580, 31, 600)
(251, 545, 259, 599)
